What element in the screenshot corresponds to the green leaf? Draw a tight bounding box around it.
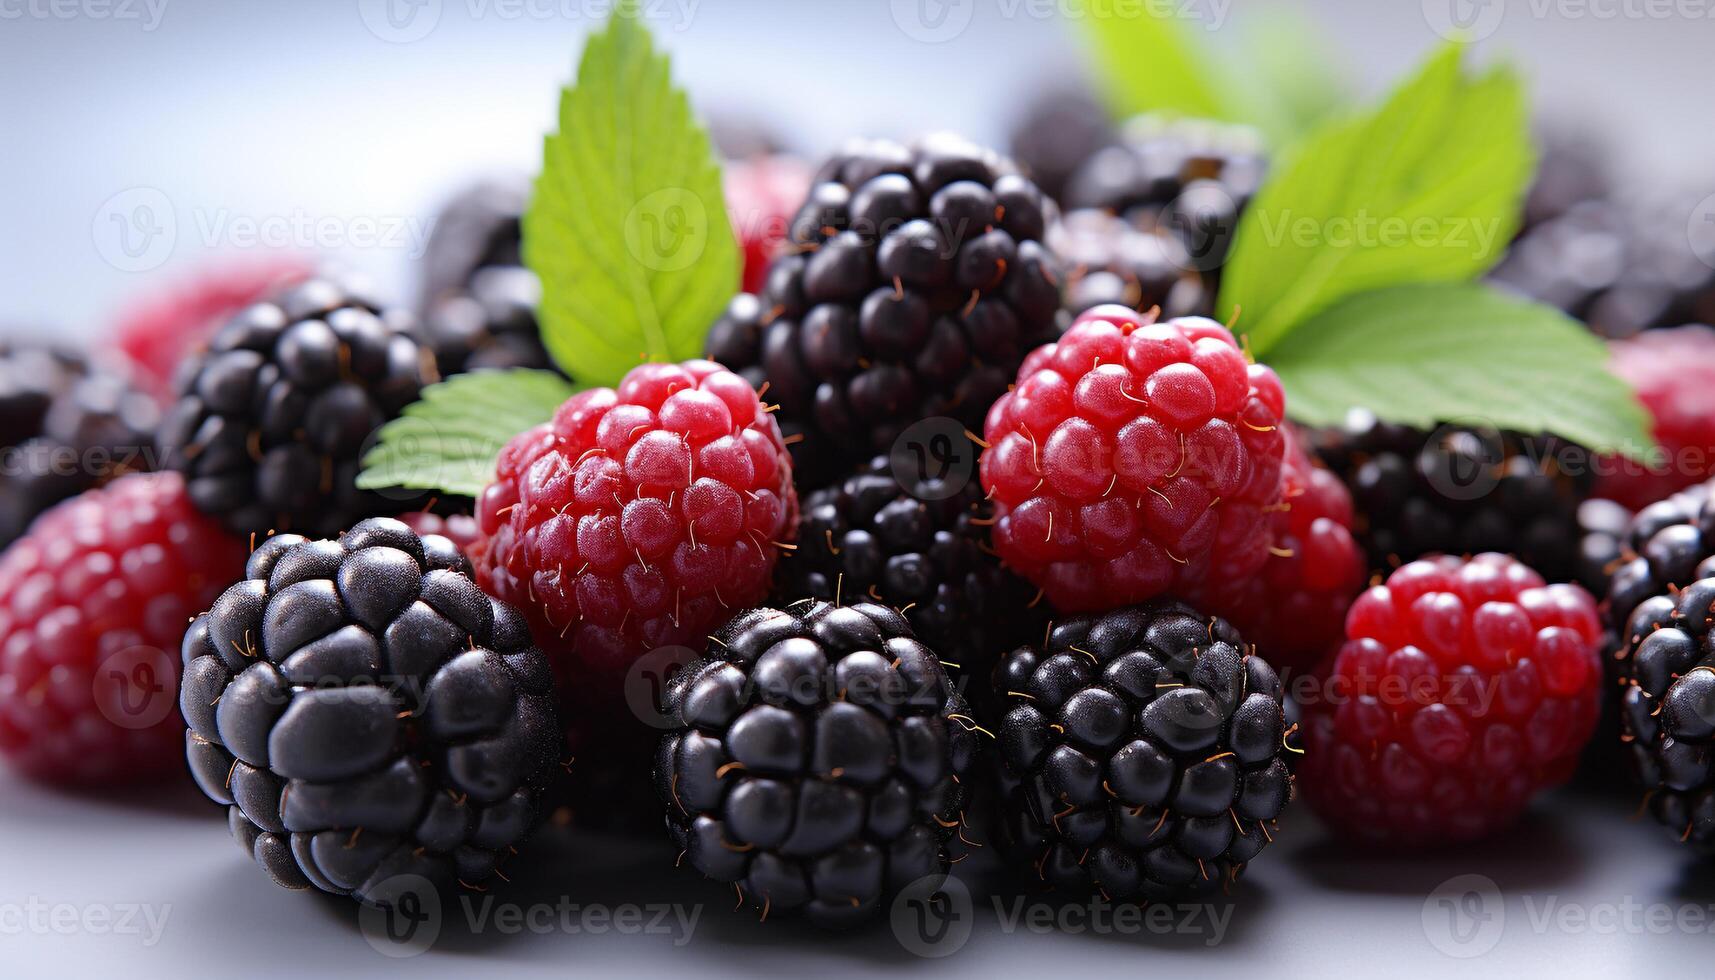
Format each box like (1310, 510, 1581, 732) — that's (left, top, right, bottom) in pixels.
(524, 4, 739, 387)
(357, 370, 583, 498)
(1268, 283, 1652, 458)
(1078, 1, 1239, 124)
(1220, 43, 1534, 356)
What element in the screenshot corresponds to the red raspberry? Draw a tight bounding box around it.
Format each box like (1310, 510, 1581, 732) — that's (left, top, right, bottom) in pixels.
(724, 155, 811, 295)
(474, 359, 796, 691)
(1595, 325, 1715, 509)
(0, 472, 246, 786)
(1196, 425, 1366, 672)
(979, 304, 1287, 611)
(1299, 553, 1602, 846)
(109, 259, 309, 400)
(397, 509, 482, 557)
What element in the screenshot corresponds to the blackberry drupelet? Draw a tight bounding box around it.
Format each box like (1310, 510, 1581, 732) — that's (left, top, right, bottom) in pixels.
(157, 277, 437, 538)
(717, 134, 1063, 478)
(180, 518, 562, 903)
(781, 456, 1042, 698)
(1576, 497, 1631, 597)
(1607, 480, 1715, 848)
(1005, 85, 1116, 207)
(655, 600, 979, 927)
(1049, 208, 1213, 318)
(1312, 412, 1592, 581)
(990, 600, 1291, 899)
(0, 342, 159, 549)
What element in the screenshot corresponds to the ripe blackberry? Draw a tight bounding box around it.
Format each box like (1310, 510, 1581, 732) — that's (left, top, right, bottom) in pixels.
(0, 473, 245, 785)
(180, 518, 562, 903)
(655, 600, 979, 927)
(1593, 325, 1715, 509)
(1006, 85, 1116, 207)
(110, 259, 310, 400)
(721, 134, 1063, 473)
(979, 304, 1287, 612)
(0, 342, 159, 549)
(1604, 480, 1715, 847)
(1064, 114, 1267, 295)
(990, 600, 1291, 899)
(725, 155, 812, 296)
(1312, 412, 1592, 582)
(781, 456, 1041, 699)
(419, 177, 527, 308)
(157, 277, 437, 539)
(473, 359, 796, 693)
(704, 292, 833, 487)
(1195, 426, 1366, 673)
(1299, 554, 1602, 846)
(1050, 208, 1212, 318)
(422, 265, 555, 376)
(1576, 497, 1631, 598)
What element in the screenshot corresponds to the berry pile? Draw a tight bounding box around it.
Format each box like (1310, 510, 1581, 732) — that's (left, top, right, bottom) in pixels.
(1299, 554, 1602, 845)
(1049, 208, 1213, 318)
(656, 601, 977, 927)
(990, 601, 1291, 898)
(0, 343, 160, 549)
(181, 518, 562, 902)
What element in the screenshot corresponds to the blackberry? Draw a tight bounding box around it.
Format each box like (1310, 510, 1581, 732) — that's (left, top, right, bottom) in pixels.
(1312, 412, 1592, 581)
(158, 277, 437, 538)
(1006, 85, 1116, 207)
(1606, 480, 1715, 848)
(781, 456, 1042, 700)
(991, 600, 1290, 899)
(1577, 497, 1632, 597)
(717, 134, 1063, 480)
(0, 342, 158, 549)
(419, 177, 527, 308)
(704, 292, 832, 486)
(655, 600, 979, 927)
(180, 518, 562, 903)
(1050, 208, 1213, 318)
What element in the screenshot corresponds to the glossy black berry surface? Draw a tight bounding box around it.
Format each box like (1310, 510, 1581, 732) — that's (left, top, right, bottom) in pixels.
(655, 600, 979, 928)
(180, 518, 562, 904)
(158, 278, 436, 538)
(991, 600, 1291, 900)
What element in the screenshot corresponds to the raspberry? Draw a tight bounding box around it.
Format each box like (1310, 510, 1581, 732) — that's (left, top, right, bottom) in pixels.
(711, 134, 1063, 478)
(1196, 426, 1366, 672)
(990, 600, 1292, 899)
(157, 277, 437, 538)
(1299, 554, 1603, 846)
(655, 601, 978, 927)
(474, 359, 796, 691)
(110, 259, 309, 400)
(724, 155, 812, 296)
(781, 455, 1042, 701)
(0, 472, 246, 786)
(979, 304, 1288, 612)
(180, 518, 561, 903)
(397, 510, 482, 557)
(1312, 414, 1592, 582)
(1593, 325, 1715, 509)
(0, 342, 160, 549)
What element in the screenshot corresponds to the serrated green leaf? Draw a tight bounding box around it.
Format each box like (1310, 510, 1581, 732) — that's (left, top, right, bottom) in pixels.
(1268, 283, 1652, 458)
(524, 5, 738, 387)
(1221, 43, 1534, 355)
(357, 370, 583, 498)
(1078, 1, 1238, 124)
